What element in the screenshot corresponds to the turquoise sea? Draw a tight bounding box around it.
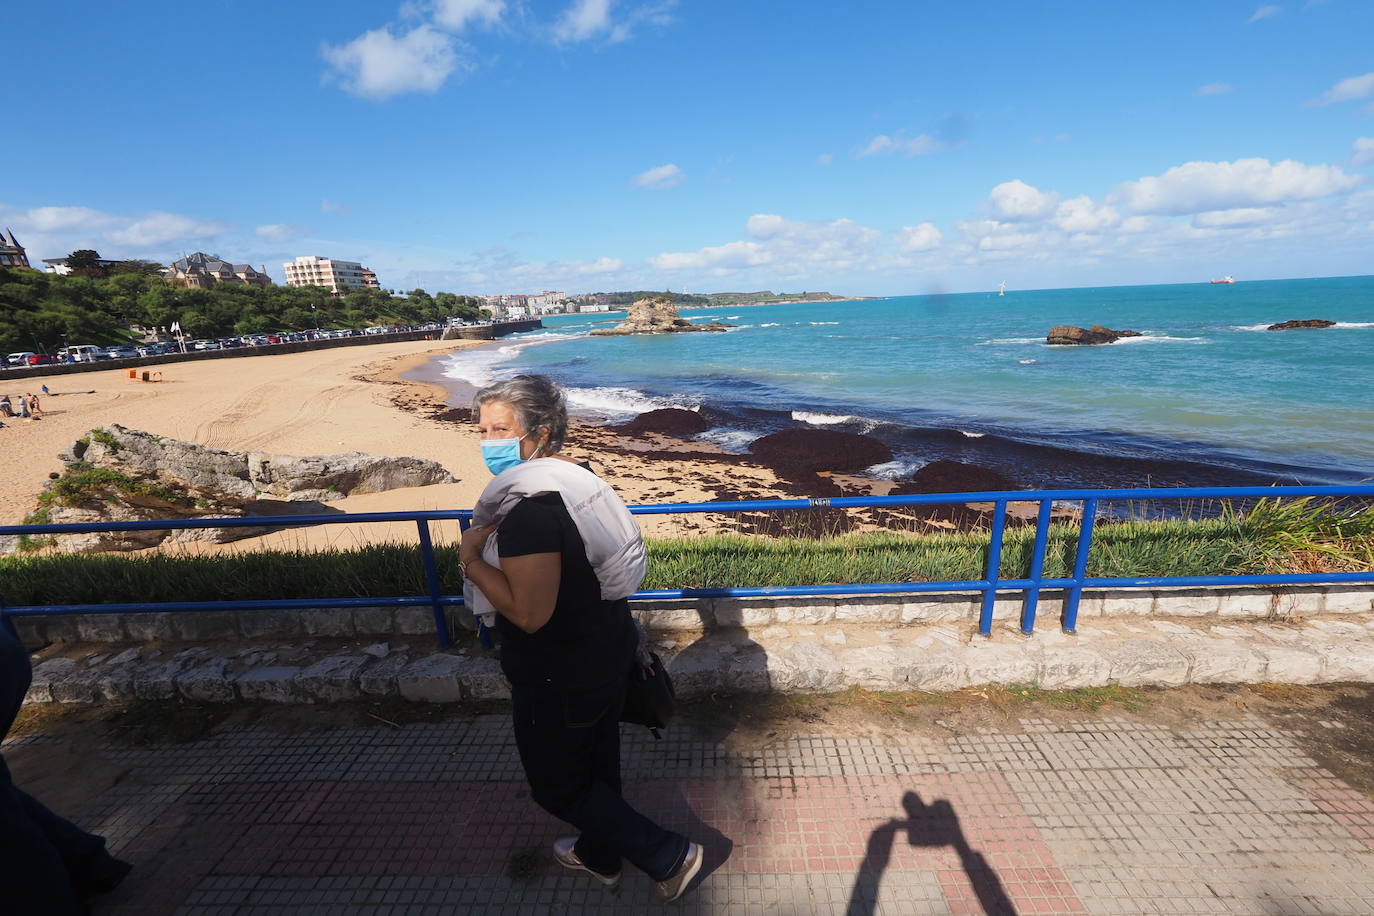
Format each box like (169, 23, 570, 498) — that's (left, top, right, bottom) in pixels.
(440, 276, 1374, 487)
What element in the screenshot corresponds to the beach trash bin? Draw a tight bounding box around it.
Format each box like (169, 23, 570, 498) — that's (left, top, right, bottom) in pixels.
(140, 371, 150, 382)
(128, 369, 137, 379)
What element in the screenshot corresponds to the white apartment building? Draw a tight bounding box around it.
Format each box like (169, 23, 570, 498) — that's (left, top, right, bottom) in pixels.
(283, 255, 380, 292)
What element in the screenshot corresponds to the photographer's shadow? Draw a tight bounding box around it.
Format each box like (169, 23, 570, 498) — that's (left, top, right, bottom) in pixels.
(847, 790, 1017, 916)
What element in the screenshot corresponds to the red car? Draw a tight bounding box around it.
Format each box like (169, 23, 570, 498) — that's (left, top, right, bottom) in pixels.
(26, 354, 60, 366)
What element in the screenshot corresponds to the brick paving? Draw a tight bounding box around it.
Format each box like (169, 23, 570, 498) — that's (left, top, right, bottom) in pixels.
(7, 711, 1374, 914)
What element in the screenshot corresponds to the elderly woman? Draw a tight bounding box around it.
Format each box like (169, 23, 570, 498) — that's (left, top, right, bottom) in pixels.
(459, 374, 702, 902)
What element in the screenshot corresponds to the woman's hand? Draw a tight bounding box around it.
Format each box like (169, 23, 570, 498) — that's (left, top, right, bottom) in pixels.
(460, 523, 496, 565)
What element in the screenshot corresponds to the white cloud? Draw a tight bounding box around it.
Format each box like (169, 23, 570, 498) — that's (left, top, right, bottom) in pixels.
(1052, 196, 1120, 233)
(988, 179, 1060, 221)
(745, 213, 784, 239)
(431, 0, 504, 30)
(1353, 138, 1374, 168)
(649, 240, 769, 271)
(255, 224, 312, 244)
(322, 25, 460, 100)
(894, 222, 942, 252)
(1114, 158, 1359, 215)
(1310, 72, 1374, 106)
(19, 206, 118, 233)
(574, 256, 624, 274)
(858, 133, 943, 158)
(1247, 4, 1281, 23)
(631, 163, 684, 189)
(817, 152, 834, 166)
(107, 212, 231, 247)
(1196, 83, 1234, 96)
(554, 0, 612, 41)
(1191, 207, 1282, 229)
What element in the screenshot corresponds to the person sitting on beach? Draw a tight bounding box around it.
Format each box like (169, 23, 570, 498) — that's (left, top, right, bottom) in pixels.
(0, 396, 11, 418)
(460, 374, 704, 902)
(27, 393, 41, 417)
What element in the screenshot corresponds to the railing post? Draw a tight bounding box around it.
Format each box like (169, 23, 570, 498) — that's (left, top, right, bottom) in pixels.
(1062, 498, 1097, 634)
(978, 501, 1007, 636)
(415, 520, 451, 648)
(1021, 499, 1054, 636)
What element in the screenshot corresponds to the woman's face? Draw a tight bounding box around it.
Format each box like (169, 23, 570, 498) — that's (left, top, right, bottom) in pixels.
(477, 400, 546, 459)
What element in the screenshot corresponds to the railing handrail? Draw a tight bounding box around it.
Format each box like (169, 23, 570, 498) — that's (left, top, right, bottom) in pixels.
(3, 484, 1372, 646)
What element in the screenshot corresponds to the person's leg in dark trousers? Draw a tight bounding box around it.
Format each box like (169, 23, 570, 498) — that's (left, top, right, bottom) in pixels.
(0, 619, 126, 911)
(511, 678, 688, 881)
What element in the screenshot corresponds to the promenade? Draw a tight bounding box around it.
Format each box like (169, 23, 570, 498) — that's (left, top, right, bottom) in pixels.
(6, 686, 1372, 915)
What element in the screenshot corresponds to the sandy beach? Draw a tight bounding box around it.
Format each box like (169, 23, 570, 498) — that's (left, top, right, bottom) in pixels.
(0, 339, 808, 550)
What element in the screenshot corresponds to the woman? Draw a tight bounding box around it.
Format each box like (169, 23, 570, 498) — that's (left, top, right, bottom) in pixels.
(459, 375, 702, 902)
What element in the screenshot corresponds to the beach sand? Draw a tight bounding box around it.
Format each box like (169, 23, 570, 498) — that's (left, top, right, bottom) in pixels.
(1, 339, 810, 551)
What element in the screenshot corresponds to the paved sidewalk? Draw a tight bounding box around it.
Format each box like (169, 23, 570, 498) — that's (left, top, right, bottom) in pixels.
(7, 703, 1374, 915)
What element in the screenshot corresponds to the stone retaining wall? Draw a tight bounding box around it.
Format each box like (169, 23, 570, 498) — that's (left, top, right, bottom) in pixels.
(12, 585, 1373, 648)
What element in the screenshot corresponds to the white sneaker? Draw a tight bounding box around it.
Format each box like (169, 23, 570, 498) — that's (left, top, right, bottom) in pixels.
(552, 836, 622, 888)
(654, 841, 703, 903)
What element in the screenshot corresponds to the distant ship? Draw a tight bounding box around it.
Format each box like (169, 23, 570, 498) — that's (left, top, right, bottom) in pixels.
(998, 281, 1006, 296)
(1210, 276, 1236, 284)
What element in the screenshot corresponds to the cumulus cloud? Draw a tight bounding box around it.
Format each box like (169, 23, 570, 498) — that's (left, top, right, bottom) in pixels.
(1052, 196, 1120, 233)
(1247, 4, 1281, 22)
(654, 214, 888, 279)
(255, 224, 312, 244)
(19, 206, 118, 233)
(894, 222, 942, 252)
(575, 256, 624, 274)
(553, 0, 673, 43)
(988, 180, 1060, 221)
(554, 0, 611, 41)
(1196, 83, 1234, 96)
(1114, 158, 1359, 215)
(322, 25, 461, 100)
(1353, 138, 1374, 168)
(631, 163, 684, 189)
(430, 0, 504, 30)
(1191, 207, 1282, 229)
(1309, 72, 1374, 106)
(107, 212, 231, 247)
(649, 241, 768, 271)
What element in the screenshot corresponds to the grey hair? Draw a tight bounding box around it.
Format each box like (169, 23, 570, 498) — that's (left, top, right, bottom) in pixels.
(472, 374, 568, 454)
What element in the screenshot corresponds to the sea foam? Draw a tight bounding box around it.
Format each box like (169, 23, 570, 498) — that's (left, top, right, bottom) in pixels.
(695, 427, 762, 452)
(563, 386, 700, 419)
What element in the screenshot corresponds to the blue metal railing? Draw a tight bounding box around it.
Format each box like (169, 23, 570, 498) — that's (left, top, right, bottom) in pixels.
(1, 485, 1372, 645)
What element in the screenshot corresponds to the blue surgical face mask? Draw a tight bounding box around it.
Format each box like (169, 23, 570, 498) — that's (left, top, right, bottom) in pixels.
(481, 436, 526, 476)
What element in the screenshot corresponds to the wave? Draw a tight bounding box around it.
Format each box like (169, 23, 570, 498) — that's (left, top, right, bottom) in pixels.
(809, 321, 840, 326)
(793, 410, 857, 426)
(1334, 322, 1374, 328)
(440, 331, 588, 386)
(864, 459, 926, 480)
(759, 322, 780, 327)
(959, 430, 986, 438)
(976, 337, 1043, 345)
(1111, 335, 1208, 344)
(694, 427, 762, 453)
(1018, 359, 1038, 365)
(1230, 323, 1274, 332)
(563, 385, 701, 419)
(1232, 321, 1374, 331)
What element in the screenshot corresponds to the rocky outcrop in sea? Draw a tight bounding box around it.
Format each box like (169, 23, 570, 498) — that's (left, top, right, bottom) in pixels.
(589, 296, 733, 336)
(1267, 319, 1335, 330)
(1046, 324, 1142, 345)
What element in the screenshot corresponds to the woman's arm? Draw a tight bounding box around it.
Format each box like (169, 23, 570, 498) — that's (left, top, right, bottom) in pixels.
(460, 524, 561, 634)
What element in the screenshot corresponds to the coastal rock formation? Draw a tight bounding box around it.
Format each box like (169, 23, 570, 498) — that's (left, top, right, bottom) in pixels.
(1267, 319, 1336, 330)
(891, 460, 1023, 495)
(1046, 324, 1143, 345)
(749, 428, 892, 477)
(19, 425, 454, 553)
(589, 296, 733, 336)
(616, 408, 710, 437)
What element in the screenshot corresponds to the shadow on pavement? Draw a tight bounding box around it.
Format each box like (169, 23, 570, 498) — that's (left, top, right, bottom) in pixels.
(846, 789, 1016, 916)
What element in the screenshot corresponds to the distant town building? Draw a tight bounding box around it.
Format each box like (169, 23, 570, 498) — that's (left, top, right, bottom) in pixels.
(526, 290, 568, 314)
(283, 255, 380, 292)
(163, 252, 271, 288)
(1, 229, 30, 269)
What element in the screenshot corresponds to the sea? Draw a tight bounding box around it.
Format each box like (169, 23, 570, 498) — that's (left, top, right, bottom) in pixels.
(436, 276, 1374, 488)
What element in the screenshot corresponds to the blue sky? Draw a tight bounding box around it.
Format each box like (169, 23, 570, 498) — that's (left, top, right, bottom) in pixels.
(4, 0, 1373, 296)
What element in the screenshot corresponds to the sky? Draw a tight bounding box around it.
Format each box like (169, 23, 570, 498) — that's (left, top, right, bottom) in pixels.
(3, 0, 1373, 297)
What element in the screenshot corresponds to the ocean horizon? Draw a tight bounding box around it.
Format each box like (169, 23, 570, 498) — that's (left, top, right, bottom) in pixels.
(436, 275, 1374, 489)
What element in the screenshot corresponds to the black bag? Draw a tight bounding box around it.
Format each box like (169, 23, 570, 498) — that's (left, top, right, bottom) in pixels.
(620, 651, 675, 739)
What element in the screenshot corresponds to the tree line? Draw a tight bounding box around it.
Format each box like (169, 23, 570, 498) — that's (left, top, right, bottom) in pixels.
(0, 263, 486, 354)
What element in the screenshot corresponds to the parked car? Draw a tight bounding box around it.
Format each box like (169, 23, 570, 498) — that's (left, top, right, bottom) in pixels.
(25, 353, 60, 366)
(4, 352, 37, 368)
(104, 345, 140, 360)
(67, 344, 104, 363)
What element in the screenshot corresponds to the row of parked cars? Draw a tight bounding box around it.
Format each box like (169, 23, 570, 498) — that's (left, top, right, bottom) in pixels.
(1, 320, 485, 370)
